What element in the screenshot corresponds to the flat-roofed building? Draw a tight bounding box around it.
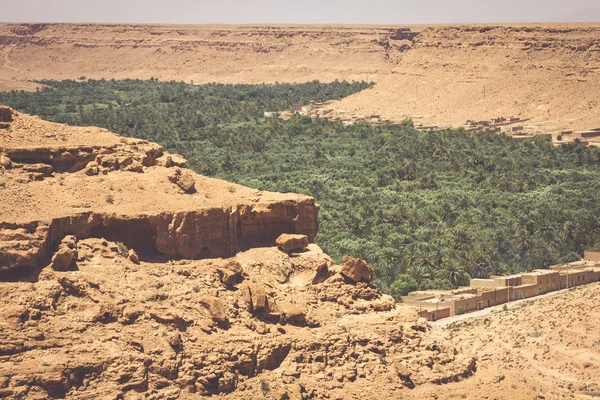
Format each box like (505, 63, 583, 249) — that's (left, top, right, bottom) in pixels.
(584, 249, 600, 262)
(478, 287, 512, 307)
(559, 269, 590, 288)
(418, 307, 451, 322)
(512, 283, 539, 300)
(449, 293, 483, 315)
(492, 274, 522, 287)
(470, 278, 498, 289)
(521, 270, 561, 294)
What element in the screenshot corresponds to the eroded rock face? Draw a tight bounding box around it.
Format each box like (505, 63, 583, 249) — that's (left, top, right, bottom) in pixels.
(50, 235, 77, 271)
(0, 107, 475, 399)
(0, 240, 475, 399)
(0, 106, 319, 280)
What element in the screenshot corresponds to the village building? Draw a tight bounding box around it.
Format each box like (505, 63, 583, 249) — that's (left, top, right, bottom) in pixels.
(407, 253, 600, 322)
(521, 270, 561, 294)
(584, 248, 600, 262)
(477, 287, 512, 308)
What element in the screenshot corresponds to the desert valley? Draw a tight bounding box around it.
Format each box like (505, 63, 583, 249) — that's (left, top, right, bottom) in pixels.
(1, 19, 600, 400)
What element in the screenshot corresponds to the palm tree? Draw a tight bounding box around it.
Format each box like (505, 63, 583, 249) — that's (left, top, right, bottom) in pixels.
(441, 261, 468, 288)
(410, 264, 426, 287)
(471, 259, 489, 279)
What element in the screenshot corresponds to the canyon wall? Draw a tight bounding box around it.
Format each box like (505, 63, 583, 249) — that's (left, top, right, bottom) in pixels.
(0, 23, 413, 90)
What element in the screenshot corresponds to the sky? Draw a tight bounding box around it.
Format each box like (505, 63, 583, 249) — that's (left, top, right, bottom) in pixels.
(1, 0, 599, 24)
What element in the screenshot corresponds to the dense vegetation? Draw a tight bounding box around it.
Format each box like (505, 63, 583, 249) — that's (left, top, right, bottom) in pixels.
(4, 79, 600, 298)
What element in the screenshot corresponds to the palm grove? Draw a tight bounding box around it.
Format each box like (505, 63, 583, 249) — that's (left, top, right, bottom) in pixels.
(3, 79, 600, 299)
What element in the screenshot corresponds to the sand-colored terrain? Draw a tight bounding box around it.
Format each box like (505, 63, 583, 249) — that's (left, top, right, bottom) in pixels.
(3, 23, 600, 130)
(0, 23, 413, 90)
(1, 106, 599, 398)
(417, 282, 600, 399)
(1, 106, 480, 398)
(331, 24, 600, 131)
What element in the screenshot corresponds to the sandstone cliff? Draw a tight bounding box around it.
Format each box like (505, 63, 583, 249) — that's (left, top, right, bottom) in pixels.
(0, 107, 477, 398)
(0, 23, 414, 91)
(331, 24, 600, 131)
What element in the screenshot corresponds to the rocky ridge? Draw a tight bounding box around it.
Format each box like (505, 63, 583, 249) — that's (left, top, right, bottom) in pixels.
(0, 23, 415, 91)
(0, 106, 475, 399)
(331, 24, 600, 131)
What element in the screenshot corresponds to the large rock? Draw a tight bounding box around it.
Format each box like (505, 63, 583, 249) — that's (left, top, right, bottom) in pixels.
(0, 154, 12, 169)
(244, 283, 267, 312)
(340, 256, 374, 283)
(279, 301, 306, 325)
(217, 260, 243, 286)
(199, 296, 228, 326)
(168, 168, 196, 193)
(84, 161, 99, 176)
(22, 163, 53, 176)
(276, 234, 309, 252)
(157, 154, 187, 168)
(50, 236, 78, 271)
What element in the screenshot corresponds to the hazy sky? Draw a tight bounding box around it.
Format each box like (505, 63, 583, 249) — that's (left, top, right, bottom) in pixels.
(1, 0, 599, 24)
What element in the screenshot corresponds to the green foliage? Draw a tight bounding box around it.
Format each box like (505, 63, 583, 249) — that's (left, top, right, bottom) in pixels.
(117, 242, 129, 255)
(4, 79, 600, 293)
(389, 275, 418, 300)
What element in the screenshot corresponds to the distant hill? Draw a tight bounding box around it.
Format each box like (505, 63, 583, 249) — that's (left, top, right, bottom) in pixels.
(329, 24, 600, 131)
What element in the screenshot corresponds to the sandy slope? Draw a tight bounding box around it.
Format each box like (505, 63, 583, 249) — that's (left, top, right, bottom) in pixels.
(414, 282, 600, 399)
(331, 25, 600, 131)
(0, 23, 412, 88)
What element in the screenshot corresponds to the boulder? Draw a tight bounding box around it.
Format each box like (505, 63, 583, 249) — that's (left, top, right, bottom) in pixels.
(128, 249, 140, 264)
(84, 161, 99, 176)
(177, 171, 196, 193)
(0, 154, 12, 169)
(168, 168, 196, 193)
(199, 296, 228, 326)
(244, 283, 267, 312)
(217, 260, 243, 286)
(124, 160, 144, 173)
(340, 257, 374, 283)
(157, 154, 187, 168)
(279, 301, 306, 325)
(51, 236, 78, 271)
(276, 234, 309, 252)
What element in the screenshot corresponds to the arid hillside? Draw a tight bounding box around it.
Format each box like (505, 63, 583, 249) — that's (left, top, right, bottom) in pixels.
(0, 23, 414, 91)
(1, 106, 599, 398)
(332, 25, 600, 131)
(0, 106, 477, 399)
(3, 23, 600, 131)
(420, 282, 600, 399)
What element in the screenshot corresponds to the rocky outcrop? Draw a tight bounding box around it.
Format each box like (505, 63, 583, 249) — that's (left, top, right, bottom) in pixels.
(0, 107, 477, 399)
(3, 141, 163, 174)
(0, 237, 475, 399)
(0, 198, 319, 280)
(340, 256, 374, 283)
(50, 235, 77, 271)
(0, 107, 319, 281)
